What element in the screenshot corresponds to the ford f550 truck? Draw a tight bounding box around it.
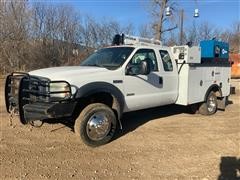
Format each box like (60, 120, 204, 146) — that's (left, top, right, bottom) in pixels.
(5, 35, 231, 147)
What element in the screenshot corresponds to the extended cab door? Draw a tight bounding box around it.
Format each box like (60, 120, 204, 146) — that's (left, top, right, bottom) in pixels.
(123, 48, 178, 112)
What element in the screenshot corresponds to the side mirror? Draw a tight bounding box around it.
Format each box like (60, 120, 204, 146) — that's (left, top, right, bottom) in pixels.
(140, 59, 151, 75)
(126, 59, 151, 75)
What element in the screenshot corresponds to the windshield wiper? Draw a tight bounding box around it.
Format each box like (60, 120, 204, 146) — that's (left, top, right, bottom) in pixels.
(82, 63, 104, 68)
(101, 64, 119, 67)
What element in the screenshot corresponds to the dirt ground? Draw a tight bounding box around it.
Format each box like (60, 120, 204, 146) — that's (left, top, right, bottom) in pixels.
(0, 79, 239, 180)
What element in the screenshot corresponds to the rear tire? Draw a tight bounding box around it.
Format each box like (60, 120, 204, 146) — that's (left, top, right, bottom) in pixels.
(74, 103, 117, 147)
(199, 91, 218, 115)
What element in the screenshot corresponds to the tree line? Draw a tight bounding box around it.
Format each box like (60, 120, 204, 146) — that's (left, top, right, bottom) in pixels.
(0, 1, 133, 74)
(0, 0, 239, 74)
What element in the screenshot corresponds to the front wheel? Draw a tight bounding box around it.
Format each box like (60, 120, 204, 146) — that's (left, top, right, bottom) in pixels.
(74, 103, 117, 147)
(199, 91, 218, 115)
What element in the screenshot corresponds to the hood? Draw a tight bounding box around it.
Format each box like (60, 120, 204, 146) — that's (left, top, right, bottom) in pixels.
(29, 66, 109, 81)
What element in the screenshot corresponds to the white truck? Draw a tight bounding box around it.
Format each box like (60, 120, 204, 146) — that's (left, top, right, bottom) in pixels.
(5, 35, 231, 147)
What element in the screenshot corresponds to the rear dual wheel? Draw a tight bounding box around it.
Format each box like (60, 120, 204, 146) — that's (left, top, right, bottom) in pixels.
(199, 91, 218, 115)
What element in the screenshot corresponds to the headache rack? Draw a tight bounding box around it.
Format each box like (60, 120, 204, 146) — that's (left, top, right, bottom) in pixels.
(5, 72, 72, 124)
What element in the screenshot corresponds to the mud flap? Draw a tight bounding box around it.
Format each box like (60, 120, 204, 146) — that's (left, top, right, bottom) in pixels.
(217, 96, 226, 111)
(230, 86, 236, 95)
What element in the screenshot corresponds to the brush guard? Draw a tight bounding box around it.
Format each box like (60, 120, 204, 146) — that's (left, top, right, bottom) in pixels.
(5, 72, 76, 124)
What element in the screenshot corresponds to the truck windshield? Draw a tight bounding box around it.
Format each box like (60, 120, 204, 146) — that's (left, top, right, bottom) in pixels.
(81, 47, 134, 70)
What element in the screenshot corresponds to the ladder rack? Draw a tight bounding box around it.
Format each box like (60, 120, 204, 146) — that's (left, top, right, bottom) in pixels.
(112, 34, 162, 47)
(124, 35, 162, 46)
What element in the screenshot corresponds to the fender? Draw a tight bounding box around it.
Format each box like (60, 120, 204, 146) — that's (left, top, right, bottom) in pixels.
(204, 84, 222, 101)
(75, 82, 125, 127)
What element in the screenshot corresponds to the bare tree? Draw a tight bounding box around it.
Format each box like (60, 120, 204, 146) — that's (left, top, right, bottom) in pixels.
(164, 31, 178, 46)
(1, 0, 238, 75)
(31, 3, 85, 66)
(184, 21, 222, 45)
(183, 20, 240, 54)
(227, 22, 240, 53)
(185, 22, 198, 45)
(149, 0, 178, 40)
(138, 24, 154, 38)
(197, 22, 221, 42)
(0, 0, 31, 73)
(80, 16, 134, 49)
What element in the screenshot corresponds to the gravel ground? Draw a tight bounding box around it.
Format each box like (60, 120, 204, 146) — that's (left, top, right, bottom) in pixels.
(0, 79, 239, 180)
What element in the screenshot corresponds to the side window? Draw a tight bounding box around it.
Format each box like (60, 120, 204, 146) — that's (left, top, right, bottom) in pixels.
(159, 50, 173, 71)
(129, 49, 158, 74)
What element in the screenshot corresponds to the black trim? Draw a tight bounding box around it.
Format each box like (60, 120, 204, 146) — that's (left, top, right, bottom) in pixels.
(159, 77, 163, 85)
(75, 82, 125, 118)
(177, 60, 186, 74)
(75, 82, 124, 99)
(126, 93, 135, 96)
(19, 76, 30, 124)
(5, 75, 11, 113)
(113, 80, 123, 84)
(191, 60, 231, 67)
(204, 84, 222, 101)
(23, 101, 77, 121)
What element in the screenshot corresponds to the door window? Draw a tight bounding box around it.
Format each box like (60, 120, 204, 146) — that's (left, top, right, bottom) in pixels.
(159, 50, 173, 71)
(128, 49, 158, 75)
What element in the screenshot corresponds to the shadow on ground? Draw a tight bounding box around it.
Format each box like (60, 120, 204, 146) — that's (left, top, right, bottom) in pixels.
(42, 99, 234, 142)
(112, 104, 188, 141)
(43, 104, 190, 141)
(218, 156, 240, 180)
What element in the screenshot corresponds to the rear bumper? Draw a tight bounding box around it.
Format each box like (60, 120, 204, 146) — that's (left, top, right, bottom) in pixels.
(23, 101, 77, 121)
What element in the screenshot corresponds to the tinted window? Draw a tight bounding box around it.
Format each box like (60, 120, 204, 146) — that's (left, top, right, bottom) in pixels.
(159, 50, 173, 71)
(129, 49, 158, 73)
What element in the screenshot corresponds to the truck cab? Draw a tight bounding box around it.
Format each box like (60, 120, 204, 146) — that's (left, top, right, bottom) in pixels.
(5, 34, 231, 147)
(122, 45, 178, 112)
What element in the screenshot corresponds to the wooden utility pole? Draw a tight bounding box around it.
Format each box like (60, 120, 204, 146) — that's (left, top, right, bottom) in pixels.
(179, 9, 184, 45)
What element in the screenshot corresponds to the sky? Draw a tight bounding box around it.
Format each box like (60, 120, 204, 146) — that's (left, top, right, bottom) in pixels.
(34, 0, 240, 32)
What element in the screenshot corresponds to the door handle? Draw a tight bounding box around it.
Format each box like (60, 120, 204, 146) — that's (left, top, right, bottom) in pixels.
(159, 77, 163, 85)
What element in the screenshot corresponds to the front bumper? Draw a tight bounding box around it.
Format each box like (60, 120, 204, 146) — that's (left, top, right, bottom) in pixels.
(5, 72, 76, 124)
(23, 101, 77, 121)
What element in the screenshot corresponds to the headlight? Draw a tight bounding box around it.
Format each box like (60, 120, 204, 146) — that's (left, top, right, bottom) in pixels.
(49, 82, 71, 100)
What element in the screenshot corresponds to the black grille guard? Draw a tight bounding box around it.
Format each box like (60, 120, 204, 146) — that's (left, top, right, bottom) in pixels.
(5, 72, 72, 124)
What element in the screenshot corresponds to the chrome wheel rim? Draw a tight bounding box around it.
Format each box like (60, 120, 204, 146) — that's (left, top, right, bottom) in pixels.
(207, 95, 216, 112)
(86, 112, 111, 141)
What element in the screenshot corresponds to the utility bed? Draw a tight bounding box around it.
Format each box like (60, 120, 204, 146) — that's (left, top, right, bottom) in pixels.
(171, 44, 231, 106)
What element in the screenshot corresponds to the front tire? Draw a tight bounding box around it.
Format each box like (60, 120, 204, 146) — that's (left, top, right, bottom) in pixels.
(74, 103, 117, 147)
(199, 91, 218, 115)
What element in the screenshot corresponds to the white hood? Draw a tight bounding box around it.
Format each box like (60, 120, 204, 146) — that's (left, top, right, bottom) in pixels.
(29, 66, 109, 81)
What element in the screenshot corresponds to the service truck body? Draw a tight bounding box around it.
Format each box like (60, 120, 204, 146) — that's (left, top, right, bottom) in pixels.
(5, 35, 231, 146)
